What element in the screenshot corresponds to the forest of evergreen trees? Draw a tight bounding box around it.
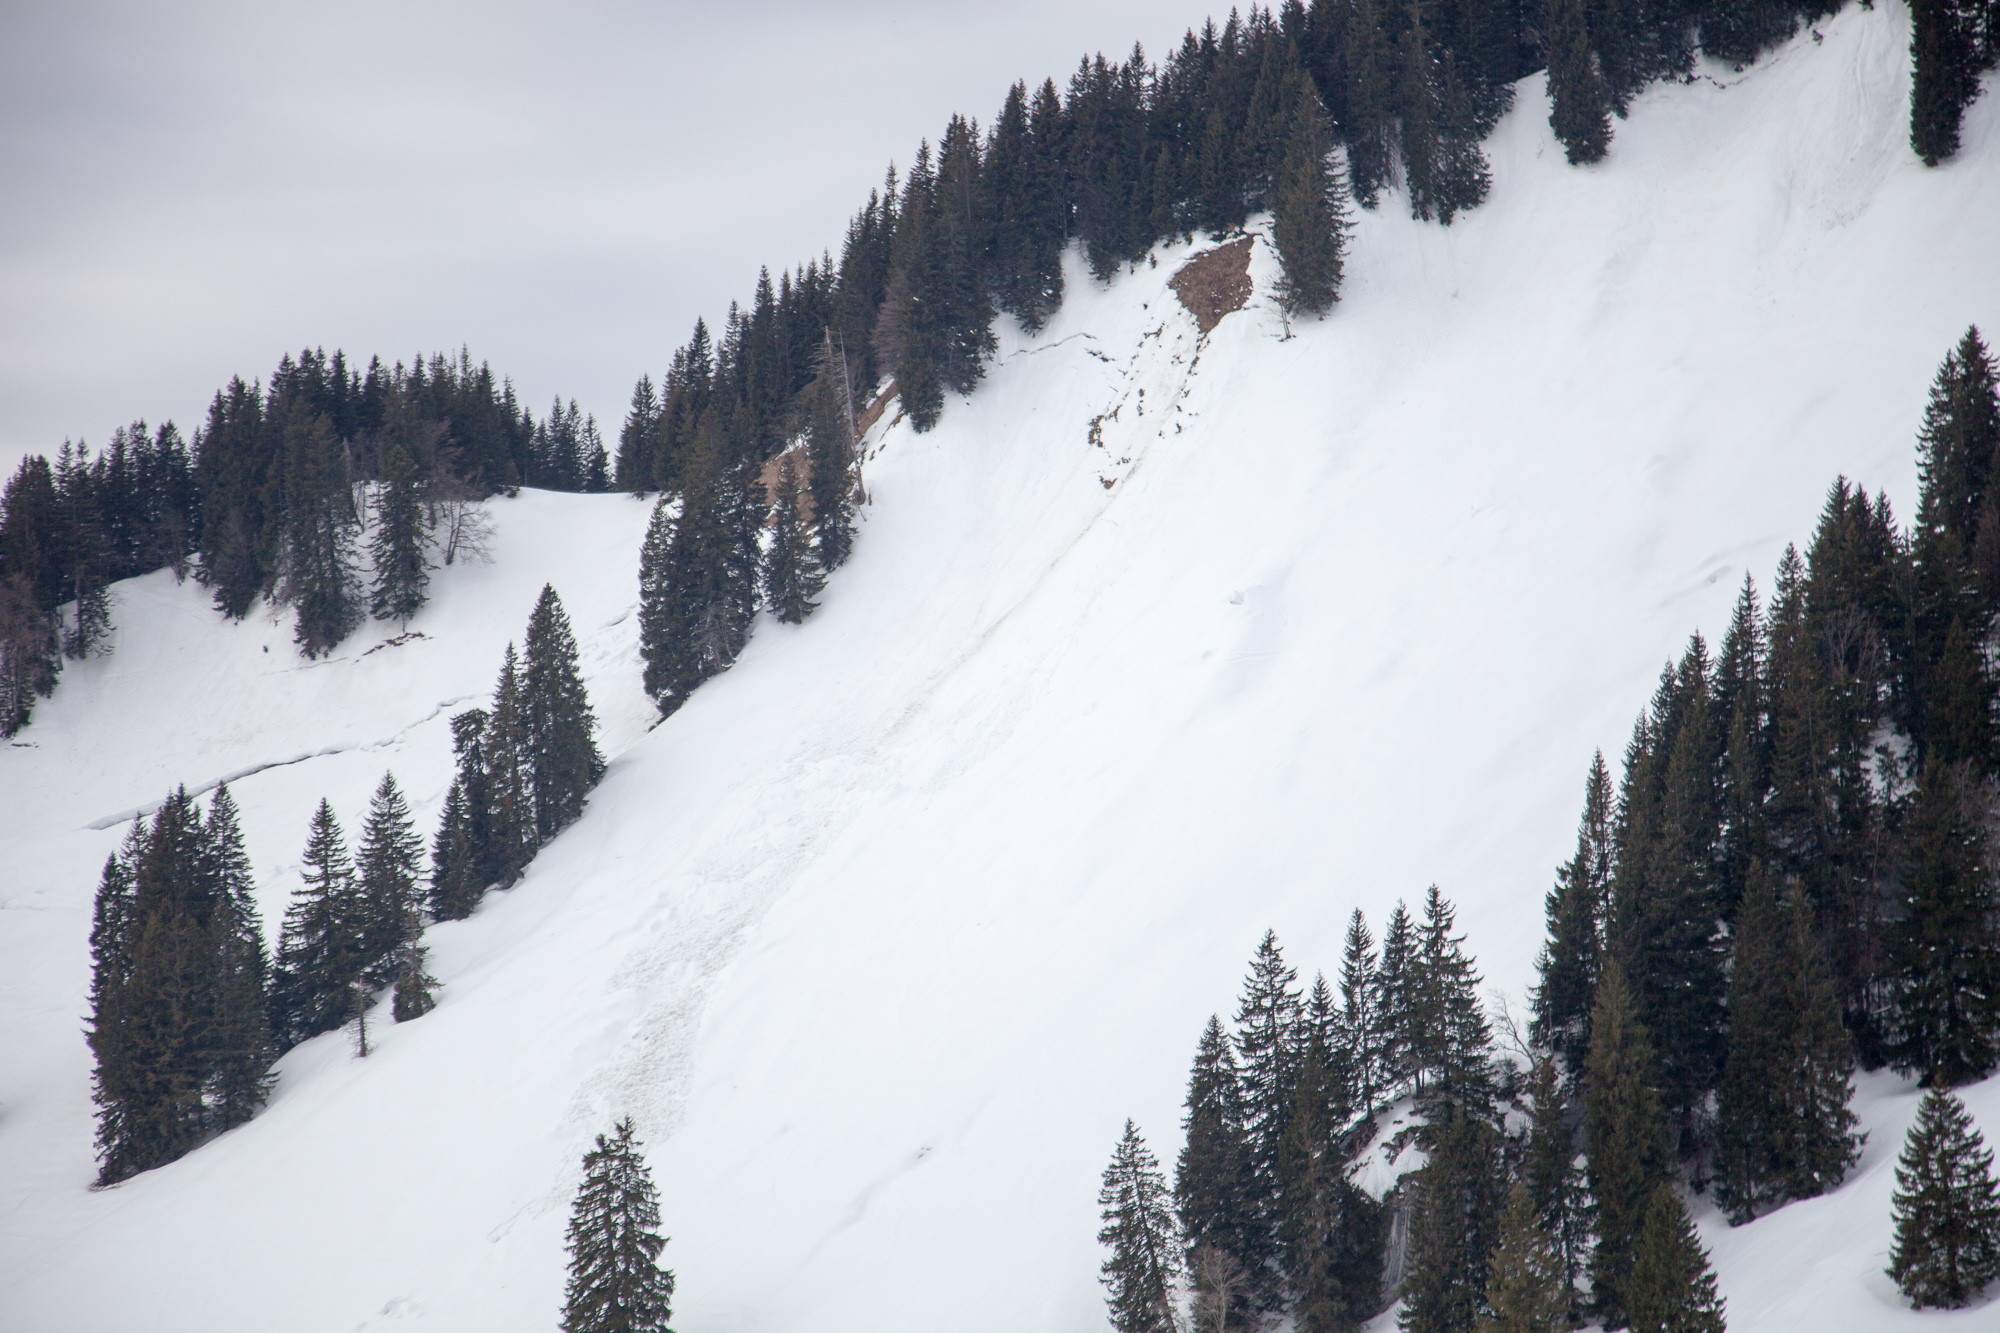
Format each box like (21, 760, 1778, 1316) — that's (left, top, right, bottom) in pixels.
(0, 348, 606, 734)
(87, 587, 602, 1184)
(1101, 328, 2000, 1330)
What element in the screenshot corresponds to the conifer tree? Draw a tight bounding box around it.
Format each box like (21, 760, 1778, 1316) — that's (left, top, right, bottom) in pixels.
(1585, 960, 1673, 1328)
(1099, 1119, 1183, 1333)
(1714, 870, 1861, 1222)
(1337, 910, 1384, 1116)
(562, 1118, 676, 1333)
(1522, 1057, 1587, 1313)
(1532, 751, 1615, 1078)
(486, 644, 533, 883)
(271, 799, 366, 1048)
(201, 783, 275, 1128)
(1277, 1035, 1383, 1332)
(523, 586, 604, 843)
(355, 772, 424, 986)
(1342, 0, 1395, 207)
(804, 346, 857, 573)
(1399, 1109, 1504, 1333)
(1178, 1015, 1257, 1325)
(763, 455, 825, 624)
(1910, 0, 1982, 166)
(87, 820, 145, 1182)
(280, 404, 362, 659)
(1626, 1184, 1727, 1333)
(1235, 929, 1303, 1280)
(1888, 760, 2000, 1086)
(392, 942, 439, 1022)
(1474, 1182, 1571, 1333)
(1272, 76, 1349, 318)
(1889, 1087, 2000, 1309)
(369, 436, 429, 624)
(1408, 884, 1493, 1112)
(1546, 0, 1612, 163)
(53, 440, 113, 659)
(1377, 901, 1417, 1095)
(431, 708, 492, 919)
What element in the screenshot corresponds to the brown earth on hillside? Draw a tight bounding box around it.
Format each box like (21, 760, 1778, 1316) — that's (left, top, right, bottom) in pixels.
(1169, 237, 1254, 335)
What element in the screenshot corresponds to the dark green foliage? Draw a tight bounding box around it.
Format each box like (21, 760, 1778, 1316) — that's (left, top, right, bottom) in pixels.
(1398, 1110, 1504, 1333)
(1100, 1119, 1183, 1333)
(1178, 1015, 1258, 1324)
(271, 799, 367, 1048)
(1272, 76, 1350, 318)
(1342, 0, 1397, 206)
(88, 788, 275, 1183)
(356, 772, 425, 987)
(1910, 0, 1984, 166)
(391, 943, 438, 1022)
(279, 403, 362, 659)
(1398, 12, 1492, 225)
(615, 375, 661, 492)
(1377, 901, 1418, 1094)
(1887, 760, 2000, 1086)
(1889, 1087, 2000, 1308)
(485, 644, 533, 884)
(763, 455, 824, 624)
(1407, 885, 1495, 1114)
(563, 1118, 676, 1333)
(1699, 0, 1796, 67)
(1473, 1181, 1571, 1333)
(1714, 870, 1861, 1222)
(1585, 961, 1673, 1328)
(803, 342, 857, 573)
(1546, 0, 1612, 163)
(1532, 751, 1615, 1078)
(1521, 1057, 1587, 1314)
(53, 441, 113, 659)
(636, 429, 760, 714)
(523, 586, 604, 842)
(431, 708, 492, 919)
(1278, 1035, 1384, 1332)
(1338, 910, 1385, 1115)
(1235, 928, 1304, 1281)
(369, 437, 429, 623)
(1626, 1185, 1727, 1333)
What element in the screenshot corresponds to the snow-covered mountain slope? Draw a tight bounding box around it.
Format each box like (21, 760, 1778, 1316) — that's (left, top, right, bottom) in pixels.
(4, 8, 1999, 1330)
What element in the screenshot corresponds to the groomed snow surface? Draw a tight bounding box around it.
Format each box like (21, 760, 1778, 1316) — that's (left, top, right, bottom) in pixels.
(4, 8, 1999, 1330)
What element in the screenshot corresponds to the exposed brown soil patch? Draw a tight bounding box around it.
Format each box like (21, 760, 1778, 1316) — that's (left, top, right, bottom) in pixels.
(854, 380, 897, 437)
(1169, 237, 1254, 336)
(757, 444, 815, 524)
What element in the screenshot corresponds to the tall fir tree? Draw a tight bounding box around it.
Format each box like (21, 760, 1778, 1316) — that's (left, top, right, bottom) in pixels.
(763, 454, 825, 624)
(1099, 1119, 1184, 1333)
(1714, 869, 1861, 1222)
(1377, 900, 1417, 1096)
(200, 783, 275, 1129)
(562, 1118, 676, 1333)
(1532, 751, 1615, 1078)
(1888, 760, 2000, 1086)
(1271, 75, 1350, 318)
(355, 772, 425, 987)
(1521, 1057, 1587, 1316)
(1473, 1181, 1571, 1333)
(280, 404, 361, 659)
(1407, 884, 1493, 1113)
(270, 798, 366, 1049)
(431, 707, 492, 919)
(1276, 1028, 1383, 1333)
(1625, 1184, 1728, 1333)
(1399, 1109, 1504, 1333)
(1910, 0, 1983, 166)
(1889, 1086, 2000, 1309)
(368, 436, 429, 624)
(486, 644, 534, 884)
(1235, 929, 1304, 1292)
(522, 586, 604, 843)
(1178, 1015, 1258, 1328)
(1337, 909, 1384, 1116)
(1585, 960, 1673, 1328)
(1545, 0, 1612, 163)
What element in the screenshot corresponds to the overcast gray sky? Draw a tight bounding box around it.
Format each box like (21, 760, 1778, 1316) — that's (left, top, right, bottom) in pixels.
(0, 0, 1194, 477)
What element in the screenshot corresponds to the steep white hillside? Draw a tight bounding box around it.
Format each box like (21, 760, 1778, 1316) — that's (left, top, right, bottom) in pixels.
(4, 7, 1999, 1330)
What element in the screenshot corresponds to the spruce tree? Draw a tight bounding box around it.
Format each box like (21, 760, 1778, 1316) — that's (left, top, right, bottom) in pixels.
(1522, 1057, 1587, 1313)
(1546, 0, 1612, 163)
(355, 772, 424, 986)
(201, 783, 275, 1129)
(1399, 1109, 1504, 1333)
(1910, 0, 1981, 166)
(1342, 0, 1395, 206)
(1888, 760, 2000, 1086)
(1235, 929, 1303, 1286)
(1408, 884, 1493, 1112)
(86, 820, 144, 1182)
(1626, 1185, 1727, 1333)
(805, 345, 857, 573)
(1532, 751, 1615, 1078)
(280, 404, 362, 659)
(763, 455, 825, 624)
(431, 707, 492, 919)
(1714, 870, 1861, 1222)
(270, 799, 366, 1048)
(1889, 1087, 2000, 1308)
(1278, 1036, 1383, 1332)
(486, 644, 533, 883)
(1271, 76, 1349, 318)
(391, 942, 439, 1022)
(369, 436, 429, 624)
(562, 1118, 676, 1333)
(1474, 1182, 1571, 1333)
(1377, 901, 1417, 1096)
(1337, 910, 1384, 1116)
(523, 586, 604, 843)
(1585, 960, 1673, 1328)
(1178, 1015, 1257, 1325)
(1099, 1119, 1183, 1333)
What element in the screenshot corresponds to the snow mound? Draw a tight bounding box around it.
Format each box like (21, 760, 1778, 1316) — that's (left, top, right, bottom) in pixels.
(4, 8, 2000, 1331)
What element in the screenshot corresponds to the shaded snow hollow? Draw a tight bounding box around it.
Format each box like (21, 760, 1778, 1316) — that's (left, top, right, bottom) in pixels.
(4, 8, 2000, 1331)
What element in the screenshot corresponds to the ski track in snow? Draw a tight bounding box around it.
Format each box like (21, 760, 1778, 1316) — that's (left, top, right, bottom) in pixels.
(5, 9, 2000, 1331)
